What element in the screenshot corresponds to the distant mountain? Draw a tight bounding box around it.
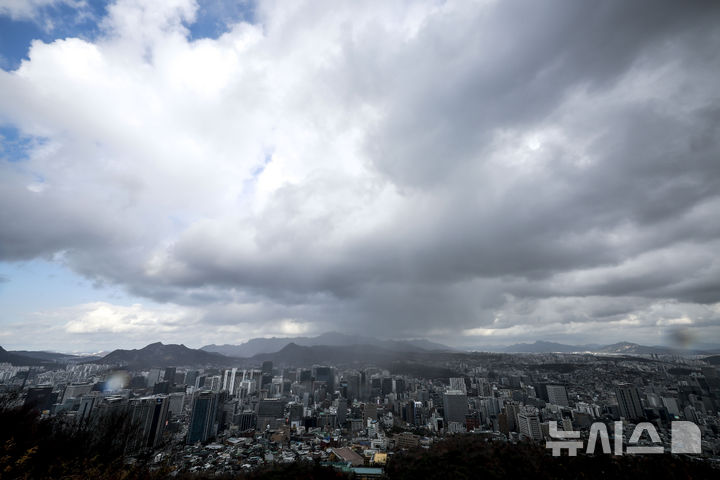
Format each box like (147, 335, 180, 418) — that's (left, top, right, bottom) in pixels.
(704, 355, 720, 366)
(249, 342, 409, 366)
(97, 342, 233, 368)
(498, 340, 720, 355)
(9, 350, 101, 363)
(502, 341, 601, 353)
(202, 332, 454, 358)
(0, 346, 51, 366)
(595, 342, 666, 355)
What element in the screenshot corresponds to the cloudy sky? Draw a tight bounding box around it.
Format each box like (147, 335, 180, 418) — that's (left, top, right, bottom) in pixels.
(1, 0, 719, 353)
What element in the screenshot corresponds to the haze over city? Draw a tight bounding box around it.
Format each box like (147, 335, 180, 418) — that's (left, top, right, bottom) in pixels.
(1, 0, 720, 353)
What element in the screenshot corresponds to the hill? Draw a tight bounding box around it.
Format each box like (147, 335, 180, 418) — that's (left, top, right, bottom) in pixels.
(202, 331, 454, 357)
(705, 355, 720, 365)
(497, 340, 719, 355)
(97, 342, 233, 368)
(249, 342, 406, 366)
(9, 350, 101, 363)
(0, 346, 51, 366)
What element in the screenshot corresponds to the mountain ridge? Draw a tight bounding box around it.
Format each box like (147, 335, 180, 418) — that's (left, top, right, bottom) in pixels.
(201, 332, 455, 357)
(487, 340, 720, 355)
(96, 342, 233, 368)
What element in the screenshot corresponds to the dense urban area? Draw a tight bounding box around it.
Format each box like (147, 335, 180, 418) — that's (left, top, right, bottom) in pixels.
(1, 340, 719, 478)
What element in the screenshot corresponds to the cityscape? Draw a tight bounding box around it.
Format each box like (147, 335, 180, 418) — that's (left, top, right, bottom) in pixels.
(2, 0, 720, 478)
(1, 335, 719, 478)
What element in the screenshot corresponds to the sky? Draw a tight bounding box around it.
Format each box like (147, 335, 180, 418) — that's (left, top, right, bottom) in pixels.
(1, 0, 719, 353)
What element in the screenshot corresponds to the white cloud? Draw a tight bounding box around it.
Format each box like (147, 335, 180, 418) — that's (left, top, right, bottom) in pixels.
(63, 301, 196, 334)
(1, 0, 719, 350)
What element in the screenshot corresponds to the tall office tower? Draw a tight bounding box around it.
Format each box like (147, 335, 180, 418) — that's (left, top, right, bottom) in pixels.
(163, 367, 176, 384)
(187, 391, 218, 444)
(77, 394, 97, 422)
(228, 368, 238, 396)
(616, 384, 644, 420)
(129, 395, 170, 451)
(168, 392, 185, 417)
(517, 412, 543, 440)
(237, 411, 257, 431)
(394, 378, 405, 395)
(153, 381, 170, 395)
(662, 397, 680, 417)
(360, 371, 368, 399)
(449, 378, 467, 394)
(443, 390, 469, 426)
(146, 368, 163, 388)
(504, 404, 519, 432)
(370, 378, 382, 398)
(262, 361, 273, 375)
(347, 374, 361, 401)
(239, 379, 255, 400)
(381, 377, 393, 396)
(313, 366, 335, 394)
(534, 383, 549, 402)
(222, 370, 230, 391)
(208, 375, 222, 392)
(218, 400, 238, 431)
(546, 385, 569, 407)
(260, 373, 273, 390)
(184, 370, 199, 388)
(257, 399, 285, 430)
(336, 397, 348, 425)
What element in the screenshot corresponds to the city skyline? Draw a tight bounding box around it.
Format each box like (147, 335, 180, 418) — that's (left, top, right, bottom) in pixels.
(2, 0, 720, 352)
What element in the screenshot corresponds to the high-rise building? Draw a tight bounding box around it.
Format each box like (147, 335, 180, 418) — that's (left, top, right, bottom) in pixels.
(381, 377, 393, 396)
(336, 397, 348, 425)
(662, 397, 680, 417)
(24, 386, 55, 412)
(313, 366, 335, 394)
(506, 404, 520, 431)
(163, 367, 176, 384)
(517, 412, 543, 440)
(237, 411, 257, 431)
(129, 395, 170, 451)
(62, 382, 93, 402)
(449, 378, 467, 394)
(346, 374, 361, 401)
(616, 384, 644, 420)
(443, 390, 468, 426)
(187, 391, 218, 444)
(153, 381, 170, 395)
(168, 392, 185, 417)
(77, 394, 97, 422)
(257, 399, 285, 430)
(546, 385, 569, 407)
(227, 368, 238, 396)
(262, 361, 273, 375)
(184, 370, 199, 388)
(146, 369, 163, 388)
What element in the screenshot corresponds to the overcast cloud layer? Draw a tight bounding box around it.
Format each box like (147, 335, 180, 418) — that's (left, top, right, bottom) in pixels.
(1, 0, 720, 351)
